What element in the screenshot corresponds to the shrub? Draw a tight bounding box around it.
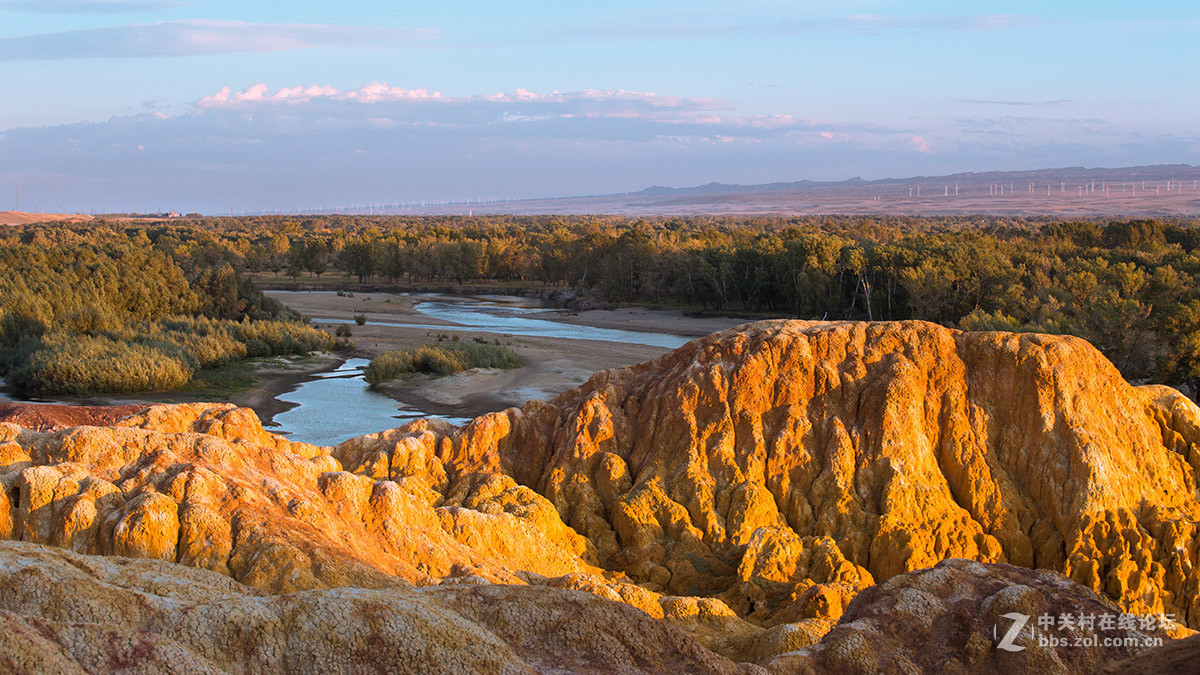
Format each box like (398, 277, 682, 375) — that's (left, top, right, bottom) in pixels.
(354, 314, 367, 325)
(232, 320, 334, 356)
(335, 324, 353, 338)
(363, 341, 520, 385)
(413, 346, 466, 375)
(363, 349, 415, 384)
(438, 341, 521, 370)
(10, 333, 192, 395)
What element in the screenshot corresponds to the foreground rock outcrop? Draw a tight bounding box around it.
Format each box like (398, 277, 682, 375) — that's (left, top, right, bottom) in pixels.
(0, 540, 745, 674)
(1, 319, 1198, 671)
(0, 542, 1173, 673)
(770, 558, 1174, 674)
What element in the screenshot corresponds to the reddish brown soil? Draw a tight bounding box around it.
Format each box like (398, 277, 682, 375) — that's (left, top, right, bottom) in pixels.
(0, 402, 148, 431)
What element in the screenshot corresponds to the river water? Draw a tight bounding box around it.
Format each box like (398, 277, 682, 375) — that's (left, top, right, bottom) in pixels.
(312, 296, 692, 350)
(268, 358, 473, 446)
(271, 295, 692, 445)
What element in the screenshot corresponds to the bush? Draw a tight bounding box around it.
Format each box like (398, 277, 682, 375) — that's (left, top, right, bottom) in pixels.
(438, 341, 521, 369)
(413, 346, 466, 375)
(232, 320, 335, 356)
(335, 324, 353, 338)
(354, 314, 367, 325)
(363, 349, 415, 384)
(363, 341, 520, 385)
(10, 334, 192, 395)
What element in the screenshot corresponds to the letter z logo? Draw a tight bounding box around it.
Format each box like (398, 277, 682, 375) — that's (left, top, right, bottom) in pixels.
(994, 612, 1030, 652)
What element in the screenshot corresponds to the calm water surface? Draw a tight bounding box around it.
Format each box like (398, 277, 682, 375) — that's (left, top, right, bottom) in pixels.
(270, 358, 471, 446)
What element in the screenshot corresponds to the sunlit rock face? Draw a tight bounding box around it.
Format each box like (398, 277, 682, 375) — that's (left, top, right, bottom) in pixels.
(0, 319, 1198, 670)
(448, 320, 1200, 628)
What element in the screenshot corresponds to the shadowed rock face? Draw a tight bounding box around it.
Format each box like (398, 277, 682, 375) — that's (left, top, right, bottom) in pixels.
(769, 558, 1175, 674)
(0, 319, 1197, 670)
(1101, 632, 1200, 674)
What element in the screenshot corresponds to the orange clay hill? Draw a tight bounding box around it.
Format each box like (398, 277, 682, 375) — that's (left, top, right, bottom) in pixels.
(1, 319, 1198, 673)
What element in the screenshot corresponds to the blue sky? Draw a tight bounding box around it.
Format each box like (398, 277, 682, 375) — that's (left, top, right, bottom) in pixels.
(1, 1, 1197, 212)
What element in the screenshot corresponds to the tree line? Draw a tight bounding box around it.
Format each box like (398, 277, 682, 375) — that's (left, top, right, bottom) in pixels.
(0, 226, 332, 395)
(6, 214, 1200, 398)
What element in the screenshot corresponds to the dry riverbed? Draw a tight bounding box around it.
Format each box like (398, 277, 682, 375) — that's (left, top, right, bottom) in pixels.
(265, 290, 748, 419)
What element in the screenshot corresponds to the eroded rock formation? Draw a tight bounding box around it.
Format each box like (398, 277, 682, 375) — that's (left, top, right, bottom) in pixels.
(0, 540, 744, 674)
(1, 319, 1198, 671)
(769, 558, 1175, 674)
(445, 320, 1200, 628)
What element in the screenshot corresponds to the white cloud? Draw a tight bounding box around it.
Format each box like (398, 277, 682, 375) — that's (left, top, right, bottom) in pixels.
(0, 20, 438, 61)
(0, 83, 1189, 212)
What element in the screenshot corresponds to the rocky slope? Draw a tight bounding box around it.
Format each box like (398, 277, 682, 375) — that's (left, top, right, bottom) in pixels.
(1, 319, 1198, 671)
(0, 542, 1174, 674)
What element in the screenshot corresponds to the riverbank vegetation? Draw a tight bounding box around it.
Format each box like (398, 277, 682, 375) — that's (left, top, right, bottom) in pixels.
(0, 233, 332, 395)
(364, 340, 520, 384)
(6, 213, 1200, 397)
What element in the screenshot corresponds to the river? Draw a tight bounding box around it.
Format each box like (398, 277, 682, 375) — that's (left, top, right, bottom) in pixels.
(312, 296, 692, 350)
(271, 295, 692, 445)
(268, 358, 473, 446)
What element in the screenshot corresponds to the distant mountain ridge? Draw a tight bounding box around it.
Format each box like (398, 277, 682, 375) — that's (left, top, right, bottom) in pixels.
(631, 177, 869, 198)
(333, 162, 1200, 217)
(624, 163, 1200, 199)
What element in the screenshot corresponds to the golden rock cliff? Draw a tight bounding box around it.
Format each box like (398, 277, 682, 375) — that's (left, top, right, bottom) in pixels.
(448, 320, 1200, 626)
(1, 319, 1198, 671)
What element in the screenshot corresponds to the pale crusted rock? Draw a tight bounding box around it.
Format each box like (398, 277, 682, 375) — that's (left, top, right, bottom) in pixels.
(1100, 633, 1200, 674)
(748, 621, 831, 662)
(0, 540, 748, 674)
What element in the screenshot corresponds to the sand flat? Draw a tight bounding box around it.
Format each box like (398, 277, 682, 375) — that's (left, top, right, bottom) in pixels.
(265, 290, 746, 418)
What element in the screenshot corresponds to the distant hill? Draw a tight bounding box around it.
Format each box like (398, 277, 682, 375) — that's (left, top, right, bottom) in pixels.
(0, 211, 93, 226)
(381, 163, 1200, 218)
(625, 164, 1200, 201)
(630, 177, 870, 198)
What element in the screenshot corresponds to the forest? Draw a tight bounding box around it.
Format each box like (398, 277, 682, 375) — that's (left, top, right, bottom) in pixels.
(3, 213, 1200, 398)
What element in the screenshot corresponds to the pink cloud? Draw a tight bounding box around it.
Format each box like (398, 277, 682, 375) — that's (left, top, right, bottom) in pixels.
(198, 82, 443, 108)
(909, 135, 932, 153)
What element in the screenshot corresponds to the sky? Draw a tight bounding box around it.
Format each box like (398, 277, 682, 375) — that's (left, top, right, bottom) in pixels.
(0, 1, 1197, 213)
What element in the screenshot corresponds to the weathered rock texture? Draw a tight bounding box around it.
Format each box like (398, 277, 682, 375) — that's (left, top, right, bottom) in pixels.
(0, 540, 745, 674)
(0, 541, 1173, 674)
(445, 320, 1200, 628)
(1101, 632, 1200, 674)
(1, 319, 1198, 671)
(769, 558, 1175, 674)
